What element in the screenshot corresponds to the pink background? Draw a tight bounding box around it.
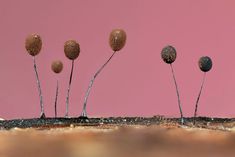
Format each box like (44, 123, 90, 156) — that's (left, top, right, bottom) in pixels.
(0, 0, 234, 119)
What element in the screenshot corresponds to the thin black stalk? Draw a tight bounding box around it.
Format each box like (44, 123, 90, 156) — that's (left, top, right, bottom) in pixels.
(193, 72, 206, 125)
(54, 79, 59, 118)
(65, 60, 74, 117)
(81, 52, 116, 117)
(33, 56, 45, 118)
(170, 64, 184, 124)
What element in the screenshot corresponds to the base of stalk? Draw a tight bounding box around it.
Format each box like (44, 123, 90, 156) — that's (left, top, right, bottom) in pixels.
(180, 117, 184, 125)
(40, 113, 46, 119)
(81, 110, 87, 118)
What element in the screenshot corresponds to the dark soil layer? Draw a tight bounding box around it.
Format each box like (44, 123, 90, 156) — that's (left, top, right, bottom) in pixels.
(0, 116, 234, 130)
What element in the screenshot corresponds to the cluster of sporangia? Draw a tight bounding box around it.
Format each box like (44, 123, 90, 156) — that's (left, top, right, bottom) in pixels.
(25, 30, 212, 124)
(25, 29, 127, 119)
(161, 46, 213, 124)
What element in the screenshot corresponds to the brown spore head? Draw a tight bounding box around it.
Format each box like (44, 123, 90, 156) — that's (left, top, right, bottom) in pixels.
(109, 29, 127, 51)
(161, 45, 177, 64)
(64, 40, 80, 60)
(51, 60, 63, 74)
(198, 56, 213, 72)
(25, 34, 42, 56)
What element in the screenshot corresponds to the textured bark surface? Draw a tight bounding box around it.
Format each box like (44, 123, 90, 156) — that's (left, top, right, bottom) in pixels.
(0, 116, 235, 157)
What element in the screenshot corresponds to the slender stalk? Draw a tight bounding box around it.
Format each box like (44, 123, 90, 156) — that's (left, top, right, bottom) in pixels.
(33, 56, 45, 118)
(65, 60, 74, 117)
(170, 64, 184, 124)
(193, 72, 206, 124)
(54, 79, 59, 118)
(81, 52, 116, 117)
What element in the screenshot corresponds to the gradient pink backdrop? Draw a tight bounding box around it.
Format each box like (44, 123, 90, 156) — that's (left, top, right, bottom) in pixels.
(0, 0, 234, 119)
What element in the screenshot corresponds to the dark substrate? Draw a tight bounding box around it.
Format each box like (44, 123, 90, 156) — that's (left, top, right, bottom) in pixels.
(0, 116, 234, 130)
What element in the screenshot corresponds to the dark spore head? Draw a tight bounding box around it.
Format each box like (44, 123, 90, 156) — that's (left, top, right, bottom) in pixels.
(198, 56, 212, 72)
(161, 45, 177, 64)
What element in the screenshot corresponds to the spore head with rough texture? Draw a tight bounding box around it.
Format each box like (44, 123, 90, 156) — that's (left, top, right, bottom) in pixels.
(64, 40, 80, 60)
(109, 29, 127, 51)
(161, 45, 177, 64)
(51, 60, 63, 74)
(198, 56, 212, 72)
(25, 34, 42, 56)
